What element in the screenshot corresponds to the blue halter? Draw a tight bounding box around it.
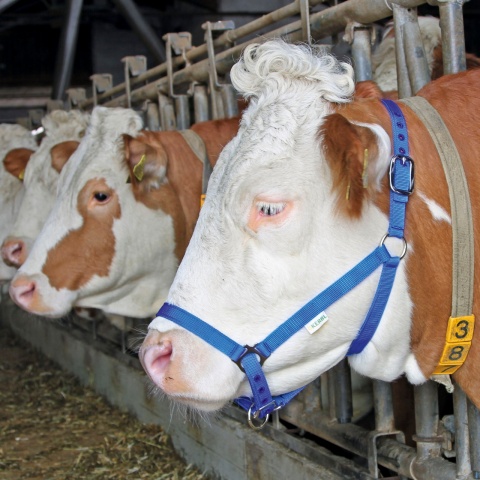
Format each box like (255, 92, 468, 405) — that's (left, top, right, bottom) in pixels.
(154, 99, 414, 427)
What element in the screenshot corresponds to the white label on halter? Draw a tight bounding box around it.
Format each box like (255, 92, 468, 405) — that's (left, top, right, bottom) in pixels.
(305, 311, 329, 335)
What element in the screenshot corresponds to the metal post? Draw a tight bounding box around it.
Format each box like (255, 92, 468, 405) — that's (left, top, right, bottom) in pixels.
(436, 0, 467, 74)
(299, 0, 311, 44)
(0, 0, 19, 14)
(52, 0, 84, 100)
(193, 85, 210, 123)
(143, 101, 160, 131)
(331, 359, 353, 424)
(468, 399, 480, 479)
(393, 5, 413, 98)
(158, 93, 176, 131)
(345, 22, 374, 82)
(110, 0, 166, 64)
(453, 387, 472, 478)
(413, 381, 442, 461)
(220, 85, 238, 119)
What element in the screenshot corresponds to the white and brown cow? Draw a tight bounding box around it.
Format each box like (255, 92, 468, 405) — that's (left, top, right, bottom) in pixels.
(8, 106, 239, 319)
(0, 124, 38, 283)
(140, 40, 480, 413)
(1, 109, 89, 268)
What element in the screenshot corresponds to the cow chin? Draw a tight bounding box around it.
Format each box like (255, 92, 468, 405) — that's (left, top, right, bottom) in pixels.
(140, 327, 243, 412)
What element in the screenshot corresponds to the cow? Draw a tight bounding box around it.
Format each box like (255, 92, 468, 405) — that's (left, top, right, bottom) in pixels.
(1, 109, 89, 269)
(8, 106, 240, 319)
(140, 40, 480, 415)
(0, 124, 38, 283)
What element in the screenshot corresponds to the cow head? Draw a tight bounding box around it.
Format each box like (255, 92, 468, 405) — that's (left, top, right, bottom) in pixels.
(0, 124, 38, 282)
(1, 110, 89, 268)
(9, 106, 184, 319)
(140, 41, 417, 413)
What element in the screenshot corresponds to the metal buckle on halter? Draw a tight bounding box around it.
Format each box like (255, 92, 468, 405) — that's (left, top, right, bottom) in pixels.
(233, 345, 268, 373)
(247, 401, 282, 430)
(389, 155, 415, 195)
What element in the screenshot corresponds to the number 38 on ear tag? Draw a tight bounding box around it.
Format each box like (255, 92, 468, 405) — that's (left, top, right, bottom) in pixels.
(432, 315, 475, 375)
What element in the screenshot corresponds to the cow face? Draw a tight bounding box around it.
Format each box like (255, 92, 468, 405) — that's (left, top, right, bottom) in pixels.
(0, 124, 38, 282)
(9, 106, 182, 319)
(1, 110, 89, 268)
(141, 41, 415, 413)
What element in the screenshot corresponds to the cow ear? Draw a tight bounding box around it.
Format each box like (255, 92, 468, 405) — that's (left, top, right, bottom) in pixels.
(354, 81, 384, 100)
(320, 113, 386, 219)
(3, 148, 35, 180)
(50, 140, 80, 173)
(123, 134, 167, 190)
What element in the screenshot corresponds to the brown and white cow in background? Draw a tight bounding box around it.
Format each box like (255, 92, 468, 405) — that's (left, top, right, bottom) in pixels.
(8, 106, 239, 319)
(1, 110, 89, 269)
(0, 124, 38, 283)
(140, 40, 480, 413)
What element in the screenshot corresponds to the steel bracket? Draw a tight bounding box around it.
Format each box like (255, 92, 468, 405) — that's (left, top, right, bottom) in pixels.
(163, 32, 193, 99)
(122, 55, 147, 108)
(368, 429, 406, 478)
(90, 73, 113, 107)
(343, 21, 376, 45)
(66, 88, 86, 109)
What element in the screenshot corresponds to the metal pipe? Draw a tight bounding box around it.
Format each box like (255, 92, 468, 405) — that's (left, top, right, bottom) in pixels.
(373, 380, 395, 432)
(281, 400, 456, 479)
(0, 0, 19, 15)
(468, 399, 480, 479)
(158, 93, 176, 131)
(193, 85, 210, 123)
(220, 85, 238, 119)
(144, 101, 160, 131)
(110, 0, 166, 65)
(80, 0, 427, 110)
(51, 0, 83, 100)
(393, 5, 413, 98)
(413, 382, 441, 461)
(331, 359, 353, 424)
(454, 387, 472, 478)
(401, 8, 431, 94)
(437, 0, 467, 74)
(349, 25, 373, 82)
(174, 96, 190, 130)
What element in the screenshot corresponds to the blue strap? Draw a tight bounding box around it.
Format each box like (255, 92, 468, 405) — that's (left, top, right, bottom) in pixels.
(381, 99, 414, 239)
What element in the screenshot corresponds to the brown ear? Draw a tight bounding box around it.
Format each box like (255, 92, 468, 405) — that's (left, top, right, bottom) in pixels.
(3, 148, 35, 180)
(354, 81, 384, 100)
(50, 140, 80, 173)
(320, 113, 380, 219)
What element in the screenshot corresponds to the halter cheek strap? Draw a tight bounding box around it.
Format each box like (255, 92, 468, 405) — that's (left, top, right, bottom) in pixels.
(154, 99, 414, 427)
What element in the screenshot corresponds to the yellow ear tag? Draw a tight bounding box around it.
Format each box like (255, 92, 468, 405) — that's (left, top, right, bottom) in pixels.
(200, 194, 206, 208)
(18, 169, 25, 181)
(133, 154, 146, 182)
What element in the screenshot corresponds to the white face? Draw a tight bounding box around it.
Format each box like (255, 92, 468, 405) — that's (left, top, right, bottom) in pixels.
(9, 107, 179, 319)
(141, 41, 415, 413)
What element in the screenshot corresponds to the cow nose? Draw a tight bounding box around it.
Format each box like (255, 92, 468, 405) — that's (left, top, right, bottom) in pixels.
(139, 330, 173, 387)
(9, 275, 37, 309)
(1, 238, 27, 268)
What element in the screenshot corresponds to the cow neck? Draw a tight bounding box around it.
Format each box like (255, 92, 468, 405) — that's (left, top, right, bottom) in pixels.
(155, 99, 414, 429)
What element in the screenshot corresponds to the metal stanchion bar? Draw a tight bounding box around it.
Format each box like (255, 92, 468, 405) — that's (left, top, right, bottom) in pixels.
(78, 0, 427, 110)
(468, 399, 480, 479)
(331, 359, 353, 424)
(52, 0, 83, 100)
(280, 402, 456, 479)
(373, 380, 395, 433)
(436, 0, 467, 74)
(193, 85, 210, 123)
(393, 5, 413, 98)
(346, 23, 374, 82)
(453, 387, 472, 478)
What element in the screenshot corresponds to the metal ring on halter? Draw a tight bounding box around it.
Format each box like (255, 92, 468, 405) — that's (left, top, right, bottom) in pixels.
(380, 233, 408, 260)
(247, 405, 270, 430)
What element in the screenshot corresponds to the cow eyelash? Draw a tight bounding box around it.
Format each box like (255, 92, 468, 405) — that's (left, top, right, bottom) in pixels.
(257, 201, 286, 216)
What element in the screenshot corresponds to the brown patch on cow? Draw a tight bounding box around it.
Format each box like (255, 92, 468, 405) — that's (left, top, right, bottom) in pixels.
(123, 132, 189, 261)
(337, 70, 480, 407)
(355, 81, 384, 100)
(42, 178, 121, 291)
(50, 141, 80, 173)
(320, 113, 379, 219)
(191, 116, 240, 167)
(3, 148, 35, 179)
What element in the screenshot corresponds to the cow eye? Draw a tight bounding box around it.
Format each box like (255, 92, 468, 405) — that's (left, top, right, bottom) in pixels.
(257, 201, 286, 217)
(93, 192, 110, 202)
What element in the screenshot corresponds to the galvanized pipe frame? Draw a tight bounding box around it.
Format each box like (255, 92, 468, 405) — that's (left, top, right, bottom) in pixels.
(77, 0, 427, 111)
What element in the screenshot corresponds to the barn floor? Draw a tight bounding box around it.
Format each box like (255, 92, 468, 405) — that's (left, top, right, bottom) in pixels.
(0, 324, 207, 480)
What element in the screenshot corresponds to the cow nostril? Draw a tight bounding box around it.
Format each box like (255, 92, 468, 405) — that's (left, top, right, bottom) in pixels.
(2, 240, 25, 267)
(140, 340, 173, 383)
